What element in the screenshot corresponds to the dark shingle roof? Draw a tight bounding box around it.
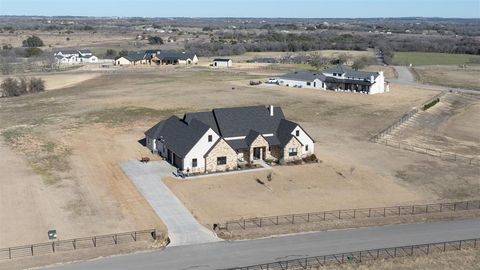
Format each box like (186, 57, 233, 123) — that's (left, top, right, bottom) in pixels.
(145, 116, 210, 158)
(276, 119, 298, 147)
(213, 106, 285, 138)
(78, 49, 92, 54)
(56, 49, 79, 55)
(125, 52, 147, 61)
(159, 51, 196, 61)
(324, 65, 379, 80)
(225, 139, 248, 150)
(245, 130, 261, 146)
(265, 135, 280, 146)
(213, 58, 231, 62)
(279, 70, 325, 82)
(183, 111, 219, 134)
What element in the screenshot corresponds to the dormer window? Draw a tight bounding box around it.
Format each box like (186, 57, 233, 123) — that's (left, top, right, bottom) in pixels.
(208, 135, 212, 142)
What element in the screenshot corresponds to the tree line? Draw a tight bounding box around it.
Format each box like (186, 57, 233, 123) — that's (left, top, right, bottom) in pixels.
(0, 77, 45, 97)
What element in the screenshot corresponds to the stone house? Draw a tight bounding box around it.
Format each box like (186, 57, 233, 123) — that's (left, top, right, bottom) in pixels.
(145, 105, 315, 174)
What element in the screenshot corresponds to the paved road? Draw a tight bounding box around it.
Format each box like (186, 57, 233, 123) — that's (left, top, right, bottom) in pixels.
(120, 160, 221, 246)
(48, 219, 480, 270)
(391, 66, 415, 83)
(391, 66, 479, 95)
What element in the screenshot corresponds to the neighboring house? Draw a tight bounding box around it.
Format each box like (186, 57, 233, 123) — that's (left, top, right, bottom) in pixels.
(278, 65, 388, 94)
(54, 49, 98, 64)
(145, 105, 315, 174)
(151, 51, 198, 65)
(212, 58, 233, 68)
(115, 52, 149, 65)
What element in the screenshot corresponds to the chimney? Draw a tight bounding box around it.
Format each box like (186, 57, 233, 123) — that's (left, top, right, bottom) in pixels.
(370, 75, 375, 83)
(269, 105, 274, 116)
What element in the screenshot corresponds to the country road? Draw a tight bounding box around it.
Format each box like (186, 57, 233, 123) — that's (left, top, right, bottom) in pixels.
(47, 219, 480, 270)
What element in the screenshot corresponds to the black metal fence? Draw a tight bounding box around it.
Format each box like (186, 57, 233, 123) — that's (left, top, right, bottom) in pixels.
(375, 138, 480, 166)
(0, 229, 157, 260)
(220, 200, 480, 231)
(224, 238, 480, 270)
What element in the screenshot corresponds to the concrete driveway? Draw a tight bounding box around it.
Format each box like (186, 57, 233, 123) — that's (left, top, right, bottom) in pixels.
(120, 160, 221, 246)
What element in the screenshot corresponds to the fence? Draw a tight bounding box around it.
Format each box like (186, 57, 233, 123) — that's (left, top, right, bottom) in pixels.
(224, 238, 480, 270)
(0, 229, 157, 260)
(370, 92, 445, 142)
(220, 200, 480, 231)
(376, 138, 480, 166)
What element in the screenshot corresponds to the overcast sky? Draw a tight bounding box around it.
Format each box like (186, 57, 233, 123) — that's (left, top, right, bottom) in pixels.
(0, 0, 478, 18)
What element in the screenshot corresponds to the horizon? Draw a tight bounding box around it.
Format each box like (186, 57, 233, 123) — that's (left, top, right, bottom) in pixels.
(0, 0, 478, 19)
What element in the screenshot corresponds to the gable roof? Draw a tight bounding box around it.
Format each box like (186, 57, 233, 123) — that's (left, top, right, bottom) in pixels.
(276, 119, 298, 147)
(279, 70, 325, 82)
(183, 111, 220, 134)
(145, 116, 210, 158)
(159, 51, 196, 61)
(78, 49, 92, 54)
(125, 52, 147, 61)
(212, 106, 285, 138)
(213, 58, 231, 62)
(323, 65, 379, 80)
(56, 49, 79, 55)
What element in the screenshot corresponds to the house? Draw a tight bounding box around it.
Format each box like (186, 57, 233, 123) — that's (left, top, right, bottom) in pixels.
(54, 49, 98, 64)
(151, 51, 198, 65)
(145, 105, 315, 174)
(278, 65, 388, 94)
(212, 58, 233, 68)
(115, 52, 149, 65)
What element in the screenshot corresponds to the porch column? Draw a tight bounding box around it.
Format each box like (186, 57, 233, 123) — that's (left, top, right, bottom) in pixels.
(260, 148, 263, 160)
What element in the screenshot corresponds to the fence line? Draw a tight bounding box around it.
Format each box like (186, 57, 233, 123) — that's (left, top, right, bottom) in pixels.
(370, 92, 445, 142)
(224, 238, 480, 270)
(219, 200, 480, 231)
(376, 138, 480, 166)
(0, 229, 157, 260)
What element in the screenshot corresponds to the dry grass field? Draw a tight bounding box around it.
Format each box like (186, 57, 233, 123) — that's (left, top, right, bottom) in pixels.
(0, 65, 479, 249)
(413, 65, 480, 91)
(319, 248, 480, 270)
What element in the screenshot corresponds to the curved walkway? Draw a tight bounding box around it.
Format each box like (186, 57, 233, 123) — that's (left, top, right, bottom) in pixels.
(120, 160, 221, 246)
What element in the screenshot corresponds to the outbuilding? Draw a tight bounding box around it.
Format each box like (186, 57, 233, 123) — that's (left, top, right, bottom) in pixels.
(212, 58, 233, 68)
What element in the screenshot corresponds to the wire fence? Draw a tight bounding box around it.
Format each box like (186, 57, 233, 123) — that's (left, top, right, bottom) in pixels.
(224, 238, 480, 270)
(0, 229, 157, 260)
(370, 92, 445, 142)
(375, 138, 480, 166)
(219, 200, 480, 231)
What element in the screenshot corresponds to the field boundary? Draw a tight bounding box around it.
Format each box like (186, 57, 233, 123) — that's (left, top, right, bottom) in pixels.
(223, 237, 480, 270)
(0, 229, 157, 260)
(218, 200, 480, 231)
(370, 91, 445, 143)
(375, 138, 479, 166)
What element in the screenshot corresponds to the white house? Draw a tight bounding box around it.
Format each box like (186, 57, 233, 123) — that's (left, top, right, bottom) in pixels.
(145, 105, 315, 174)
(212, 58, 233, 68)
(54, 49, 98, 64)
(278, 65, 388, 94)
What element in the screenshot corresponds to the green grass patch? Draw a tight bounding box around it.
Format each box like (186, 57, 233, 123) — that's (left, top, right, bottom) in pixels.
(82, 106, 183, 127)
(393, 52, 480, 66)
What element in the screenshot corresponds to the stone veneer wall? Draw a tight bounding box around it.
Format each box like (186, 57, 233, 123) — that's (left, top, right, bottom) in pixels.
(205, 139, 237, 173)
(283, 137, 303, 162)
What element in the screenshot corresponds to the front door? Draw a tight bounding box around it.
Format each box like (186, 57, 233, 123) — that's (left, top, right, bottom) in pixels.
(253, 147, 261, 160)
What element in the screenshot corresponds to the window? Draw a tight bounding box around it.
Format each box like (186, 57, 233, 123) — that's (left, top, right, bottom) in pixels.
(208, 135, 212, 142)
(217, 156, 227, 165)
(192, 158, 197, 168)
(306, 82, 311, 86)
(288, 148, 298, 157)
(295, 130, 300, 136)
(305, 145, 309, 151)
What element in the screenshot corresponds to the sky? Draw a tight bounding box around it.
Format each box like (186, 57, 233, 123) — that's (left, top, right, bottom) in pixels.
(0, 0, 479, 18)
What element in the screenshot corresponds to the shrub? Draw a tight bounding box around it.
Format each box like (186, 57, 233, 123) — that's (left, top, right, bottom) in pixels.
(249, 80, 262, 86)
(148, 36, 164, 45)
(0, 77, 45, 97)
(25, 47, 43, 57)
(423, 98, 440, 111)
(118, 50, 128, 57)
(22, 35, 44, 47)
(28, 77, 45, 93)
(105, 49, 117, 59)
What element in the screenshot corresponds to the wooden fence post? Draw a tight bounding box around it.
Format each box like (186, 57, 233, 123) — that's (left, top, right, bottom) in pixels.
(31, 245, 33, 256)
(73, 239, 76, 249)
(292, 215, 295, 224)
(8, 247, 11, 259)
(93, 237, 97, 247)
(52, 242, 55, 253)
(307, 213, 310, 222)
